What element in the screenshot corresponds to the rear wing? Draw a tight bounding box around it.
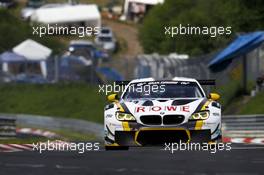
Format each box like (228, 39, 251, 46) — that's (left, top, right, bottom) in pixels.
(198, 79, 216, 85)
(115, 80, 216, 86)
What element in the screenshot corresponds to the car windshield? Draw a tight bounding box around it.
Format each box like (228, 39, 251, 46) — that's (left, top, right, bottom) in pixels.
(122, 81, 204, 99)
(101, 29, 110, 34)
(99, 37, 112, 42)
(27, 0, 45, 8)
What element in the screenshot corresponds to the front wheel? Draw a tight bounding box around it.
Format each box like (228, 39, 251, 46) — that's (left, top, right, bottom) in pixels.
(213, 135, 222, 143)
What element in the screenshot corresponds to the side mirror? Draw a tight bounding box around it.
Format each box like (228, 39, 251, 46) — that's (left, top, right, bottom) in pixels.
(208, 93, 220, 101)
(107, 94, 119, 102)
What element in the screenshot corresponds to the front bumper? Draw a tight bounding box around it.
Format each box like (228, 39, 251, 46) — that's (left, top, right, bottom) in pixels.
(114, 128, 211, 146)
(105, 119, 218, 146)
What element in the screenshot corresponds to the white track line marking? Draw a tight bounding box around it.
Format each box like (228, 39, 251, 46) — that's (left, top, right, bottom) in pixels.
(5, 163, 45, 168)
(232, 147, 264, 150)
(55, 165, 81, 169)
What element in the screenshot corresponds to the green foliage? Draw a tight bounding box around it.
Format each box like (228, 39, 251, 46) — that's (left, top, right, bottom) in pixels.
(214, 79, 242, 110)
(0, 84, 106, 123)
(0, 9, 65, 54)
(139, 0, 264, 56)
(239, 91, 264, 114)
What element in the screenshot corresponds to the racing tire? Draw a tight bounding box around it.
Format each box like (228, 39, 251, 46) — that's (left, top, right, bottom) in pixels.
(208, 135, 223, 149)
(213, 135, 223, 143)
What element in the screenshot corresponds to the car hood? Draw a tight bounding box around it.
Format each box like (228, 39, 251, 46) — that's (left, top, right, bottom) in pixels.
(118, 98, 207, 123)
(102, 42, 115, 50)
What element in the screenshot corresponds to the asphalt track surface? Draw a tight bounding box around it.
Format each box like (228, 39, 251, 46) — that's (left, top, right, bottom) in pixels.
(0, 144, 263, 175)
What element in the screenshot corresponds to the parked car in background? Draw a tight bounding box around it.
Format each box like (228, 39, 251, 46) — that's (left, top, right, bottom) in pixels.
(68, 40, 98, 59)
(0, 0, 15, 8)
(21, 0, 45, 20)
(68, 40, 109, 60)
(95, 35, 116, 53)
(58, 55, 93, 82)
(95, 27, 116, 53)
(99, 27, 113, 37)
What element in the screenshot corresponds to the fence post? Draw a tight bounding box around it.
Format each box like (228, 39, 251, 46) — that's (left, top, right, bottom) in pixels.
(54, 55, 59, 82)
(242, 54, 248, 94)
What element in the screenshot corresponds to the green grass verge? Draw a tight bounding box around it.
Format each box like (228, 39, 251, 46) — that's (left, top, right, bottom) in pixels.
(0, 84, 106, 123)
(55, 128, 97, 141)
(212, 79, 241, 111)
(239, 91, 264, 114)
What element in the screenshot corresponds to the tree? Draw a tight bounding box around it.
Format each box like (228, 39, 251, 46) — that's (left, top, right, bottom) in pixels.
(0, 9, 65, 54)
(139, 0, 264, 56)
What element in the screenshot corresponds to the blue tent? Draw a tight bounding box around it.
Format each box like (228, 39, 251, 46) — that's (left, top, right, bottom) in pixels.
(208, 31, 264, 72)
(0, 51, 27, 62)
(96, 67, 124, 81)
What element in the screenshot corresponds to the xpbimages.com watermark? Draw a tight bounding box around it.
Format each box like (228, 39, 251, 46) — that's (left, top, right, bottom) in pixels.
(32, 140, 100, 153)
(32, 24, 100, 37)
(98, 82, 166, 96)
(164, 141, 232, 154)
(165, 24, 232, 38)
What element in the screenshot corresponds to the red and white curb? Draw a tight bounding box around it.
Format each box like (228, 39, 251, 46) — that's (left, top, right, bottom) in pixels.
(223, 137, 264, 145)
(0, 128, 61, 152)
(16, 128, 58, 138)
(1, 137, 264, 153)
(0, 140, 70, 152)
(0, 144, 34, 152)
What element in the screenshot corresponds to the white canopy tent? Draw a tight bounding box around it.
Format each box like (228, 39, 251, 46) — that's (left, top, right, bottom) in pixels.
(123, 0, 164, 20)
(12, 39, 52, 78)
(31, 4, 101, 28)
(0, 52, 27, 73)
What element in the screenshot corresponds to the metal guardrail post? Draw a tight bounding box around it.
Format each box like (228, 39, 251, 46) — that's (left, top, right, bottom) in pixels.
(0, 117, 16, 137)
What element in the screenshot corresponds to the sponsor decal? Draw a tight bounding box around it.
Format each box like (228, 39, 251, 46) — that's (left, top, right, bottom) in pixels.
(212, 113, 220, 116)
(106, 114, 113, 118)
(109, 123, 121, 127)
(135, 106, 190, 113)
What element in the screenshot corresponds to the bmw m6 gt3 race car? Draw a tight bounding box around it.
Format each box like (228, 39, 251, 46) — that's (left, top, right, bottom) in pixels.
(104, 77, 222, 150)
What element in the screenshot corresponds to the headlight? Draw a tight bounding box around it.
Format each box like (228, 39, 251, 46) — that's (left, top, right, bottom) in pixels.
(116, 112, 136, 121)
(190, 111, 209, 120)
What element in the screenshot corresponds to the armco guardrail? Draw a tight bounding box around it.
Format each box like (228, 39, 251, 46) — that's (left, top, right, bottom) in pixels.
(0, 114, 103, 139)
(0, 114, 263, 139)
(0, 117, 16, 137)
(222, 115, 264, 138)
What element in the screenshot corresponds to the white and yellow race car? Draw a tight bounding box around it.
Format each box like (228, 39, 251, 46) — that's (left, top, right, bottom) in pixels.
(104, 77, 222, 150)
